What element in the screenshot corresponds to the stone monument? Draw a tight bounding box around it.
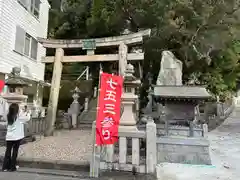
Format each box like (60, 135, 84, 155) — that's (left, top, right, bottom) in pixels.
(153, 51, 212, 165)
(156, 50, 182, 86)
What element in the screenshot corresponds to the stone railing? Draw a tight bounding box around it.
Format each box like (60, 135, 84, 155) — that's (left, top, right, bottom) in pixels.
(222, 99, 235, 118)
(156, 124, 208, 138)
(156, 136, 211, 165)
(25, 117, 46, 136)
(206, 98, 235, 131)
(90, 118, 212, 177)
(90, 120, 157, 178)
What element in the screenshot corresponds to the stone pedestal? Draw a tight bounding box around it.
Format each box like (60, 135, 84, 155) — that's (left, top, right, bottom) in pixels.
(119, 93, 138, 130)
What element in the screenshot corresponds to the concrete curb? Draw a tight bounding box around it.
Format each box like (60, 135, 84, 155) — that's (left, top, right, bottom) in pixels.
(0, 156, 90, 172)
(17, 168, 90, 178)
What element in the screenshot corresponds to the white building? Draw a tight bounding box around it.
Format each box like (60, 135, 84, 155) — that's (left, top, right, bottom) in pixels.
(0, 0, 50, 106)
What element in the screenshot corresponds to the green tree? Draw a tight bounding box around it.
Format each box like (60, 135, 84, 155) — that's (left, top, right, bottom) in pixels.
(48, 0, 240, 99)
(201, 41, 240, 99)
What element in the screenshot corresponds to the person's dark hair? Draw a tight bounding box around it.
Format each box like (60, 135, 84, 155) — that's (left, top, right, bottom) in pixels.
(7, 103, 19, 125)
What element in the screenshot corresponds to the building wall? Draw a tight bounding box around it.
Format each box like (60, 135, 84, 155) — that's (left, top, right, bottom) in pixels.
(0, 0, 50, 81)
(0, 73, 5, 81)
(23, 82, 43, 105)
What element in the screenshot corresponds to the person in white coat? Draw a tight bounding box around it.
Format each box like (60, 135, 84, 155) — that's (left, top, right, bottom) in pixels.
(2, 103, 30, 171)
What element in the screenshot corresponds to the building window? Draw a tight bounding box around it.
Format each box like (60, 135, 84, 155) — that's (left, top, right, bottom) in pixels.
(17, 0, 29, 10)
(24, 33, 31, 56)
(15, 26, 38, 60)
(17, 0, 41, 19)
(31, 38, 38, 60)
(31, 0, 40, 18)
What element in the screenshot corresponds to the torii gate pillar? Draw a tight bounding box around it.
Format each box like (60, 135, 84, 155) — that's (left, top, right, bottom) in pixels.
(45, 48, 63, 136)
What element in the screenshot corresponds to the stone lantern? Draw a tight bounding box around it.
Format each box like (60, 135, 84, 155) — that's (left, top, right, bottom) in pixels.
(1, 67, 34, 143)
(68, 87, 81, 128)
(3, 67, 29, 108)
(119, 64, 141, 130)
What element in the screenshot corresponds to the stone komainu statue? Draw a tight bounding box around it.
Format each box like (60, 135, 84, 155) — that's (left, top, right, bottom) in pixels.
(156, 51, 183, 86)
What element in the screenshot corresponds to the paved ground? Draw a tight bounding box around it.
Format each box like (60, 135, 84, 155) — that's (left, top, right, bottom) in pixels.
(0, 171, 83, 180)
(207, 108, 240, 178)
(0, 129, 92, 162)
(0, 108, 240, 179)
(0, 168, 154, 180)
(156, 107, 240, 180)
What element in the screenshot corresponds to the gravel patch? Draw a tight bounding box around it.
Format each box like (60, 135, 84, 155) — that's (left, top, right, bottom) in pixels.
(0, 129, 93, 162)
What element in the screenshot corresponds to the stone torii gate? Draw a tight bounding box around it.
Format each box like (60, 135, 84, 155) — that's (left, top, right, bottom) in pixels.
(38, 29, 151, 136)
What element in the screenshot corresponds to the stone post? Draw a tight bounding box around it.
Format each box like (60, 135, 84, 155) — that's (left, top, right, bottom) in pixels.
(235, 91, 240, 107)
(202, 123, 208, 138)
(84, 66, 90, 111)
(146, 116, 157, 174)
(90, 121, 100, 178)
(161, 105, 169, 136)
(45, 48, 63, 136)
(93, 87, 97, 98)
(216, 96, 223, 118)
(84, 98, 89, 112)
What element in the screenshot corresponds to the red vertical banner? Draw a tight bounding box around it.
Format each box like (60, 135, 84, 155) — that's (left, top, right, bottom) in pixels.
(0, 80, 5, 93)
(96, 73, 123, 145)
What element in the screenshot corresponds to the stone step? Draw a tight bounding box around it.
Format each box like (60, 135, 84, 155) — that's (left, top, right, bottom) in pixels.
(78, 98, 98, 125)
(88, 98, 98, 109)
(79, 117, 96, 124)
(78, 110, 97, 124)
(77, 124, 92, 129)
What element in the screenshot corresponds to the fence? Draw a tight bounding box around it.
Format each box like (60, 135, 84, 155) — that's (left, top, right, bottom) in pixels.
(156, 124, 208, 138)
(206, 99, 235, 131)
(25, 117, 46, 136)
(90, 120, 157, 178)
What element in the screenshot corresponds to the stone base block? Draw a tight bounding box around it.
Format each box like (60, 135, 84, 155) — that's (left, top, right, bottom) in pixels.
(157, 136, 211, 165)
(156, 163, 234, 180)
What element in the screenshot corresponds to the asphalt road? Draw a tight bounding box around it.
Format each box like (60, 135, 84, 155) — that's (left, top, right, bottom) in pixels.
(0, 171, 155, 180)
(0, 171, 85, 180)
